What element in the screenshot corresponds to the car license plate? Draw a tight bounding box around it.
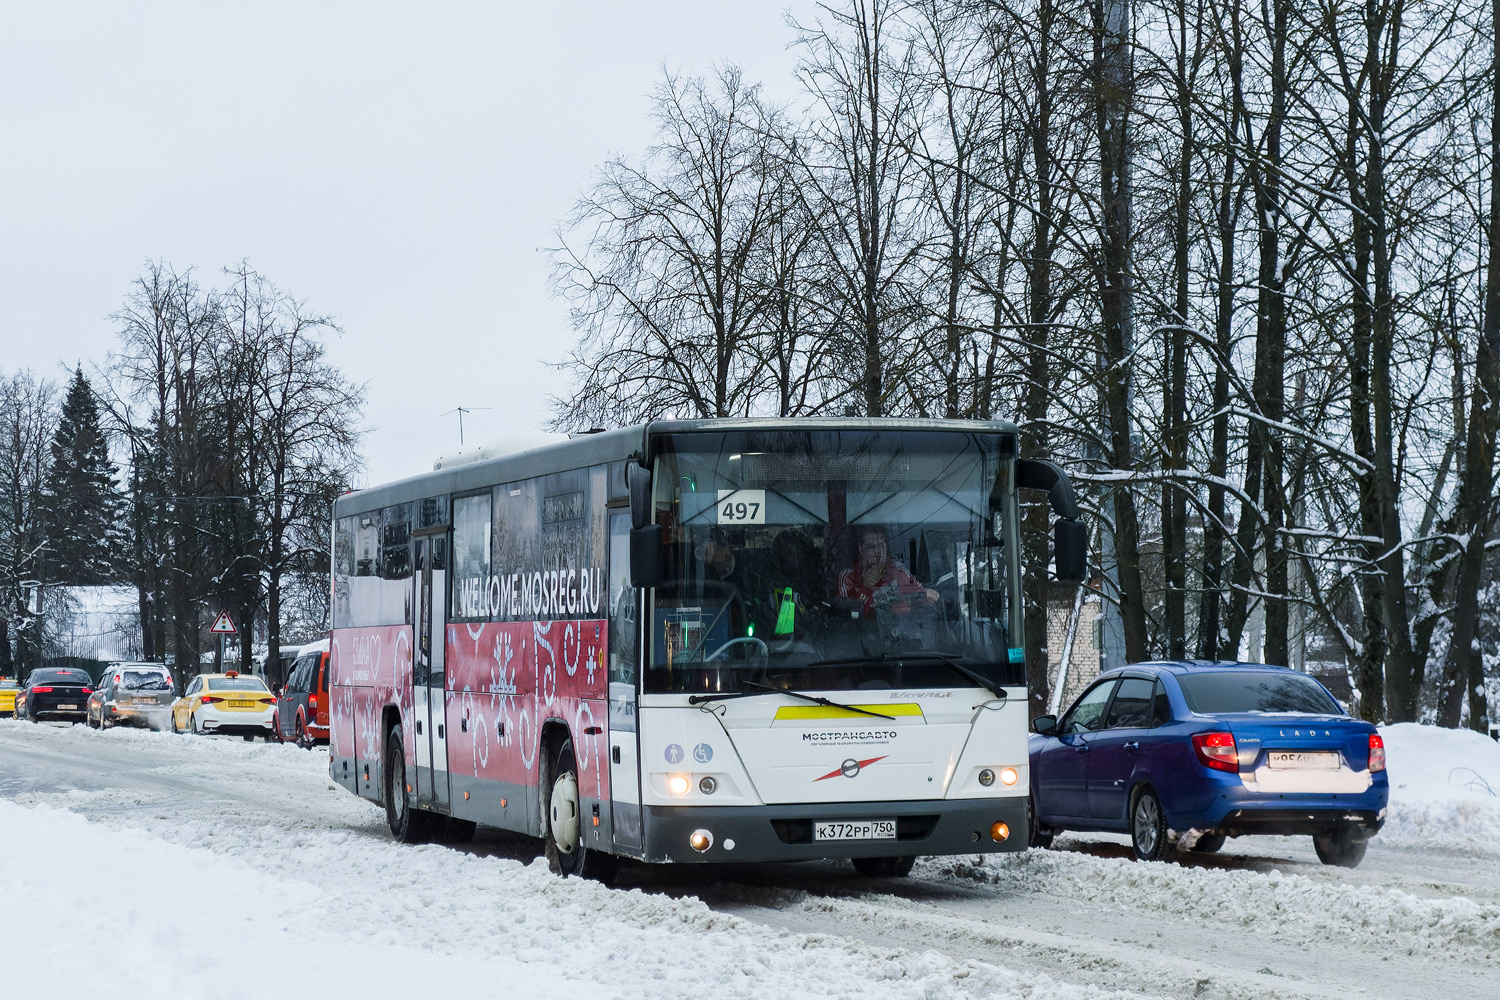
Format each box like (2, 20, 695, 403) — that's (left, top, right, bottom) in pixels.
(57, 703, 78, 710)
(1266, 751, 1339, 770)
(229, 700, 255, 708)
(814, 819, 897, 841)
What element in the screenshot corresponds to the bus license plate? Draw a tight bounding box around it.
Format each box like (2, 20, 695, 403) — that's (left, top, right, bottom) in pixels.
(814, 819, 896, 841)
(1266, 751, 1339, 770)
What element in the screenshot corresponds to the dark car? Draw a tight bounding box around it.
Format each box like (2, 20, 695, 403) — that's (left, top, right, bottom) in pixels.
(1029, 661, 1388, 867)
(274, 639, 329, 748)
(16, 668, 95, 723)
(87, 662, 176, 730)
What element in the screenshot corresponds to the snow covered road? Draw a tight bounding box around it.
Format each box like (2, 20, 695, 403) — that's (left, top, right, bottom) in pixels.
(2, 720, 1497, 1000)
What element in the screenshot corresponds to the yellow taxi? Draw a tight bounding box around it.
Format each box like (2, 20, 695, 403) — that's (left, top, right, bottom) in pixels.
(0, 677, 18, 717)
(171, 671, 277, 741)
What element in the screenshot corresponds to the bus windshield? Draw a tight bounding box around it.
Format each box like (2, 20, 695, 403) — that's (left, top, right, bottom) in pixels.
(645, 428, 1021, 695)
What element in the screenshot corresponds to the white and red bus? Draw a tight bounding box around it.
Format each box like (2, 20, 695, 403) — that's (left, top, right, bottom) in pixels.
(329, 418, 1084, 879)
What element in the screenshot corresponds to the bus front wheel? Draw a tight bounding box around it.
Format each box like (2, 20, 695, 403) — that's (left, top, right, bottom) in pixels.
(545, 737, 617, 883)
(385, 724, 435, 844)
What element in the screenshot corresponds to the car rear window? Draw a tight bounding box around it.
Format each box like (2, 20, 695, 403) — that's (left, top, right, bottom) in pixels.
(207, 677, 269, 692)
(122, 670, 172, 691)
(34, 670, 90, 684)
(1176, 671, 1342, 715)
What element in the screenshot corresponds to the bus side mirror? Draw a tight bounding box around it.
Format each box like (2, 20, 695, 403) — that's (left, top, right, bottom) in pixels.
(629, 525, 664, 588)
(1054, 519, 1086, 582)
(627, 461, 652, 530)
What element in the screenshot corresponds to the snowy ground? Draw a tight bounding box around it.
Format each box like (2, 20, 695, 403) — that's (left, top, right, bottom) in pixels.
(2, 720, 1497, 1000)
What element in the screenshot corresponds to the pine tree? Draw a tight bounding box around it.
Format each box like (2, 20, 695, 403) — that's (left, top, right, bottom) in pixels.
(40, 368, 124, 586)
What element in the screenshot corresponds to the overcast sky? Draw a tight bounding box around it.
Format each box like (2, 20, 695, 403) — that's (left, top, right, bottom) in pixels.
(0, 1, 814, 487)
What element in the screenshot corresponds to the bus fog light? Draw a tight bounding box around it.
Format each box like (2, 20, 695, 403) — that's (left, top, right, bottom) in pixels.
(690, 829, 714, 852)
(699, 776, 718, 795)
(991, 821, 1010, 842)
(999, 767, 1019, 786)
(668, 774, 690, 796)
(978, 768, 995, 787)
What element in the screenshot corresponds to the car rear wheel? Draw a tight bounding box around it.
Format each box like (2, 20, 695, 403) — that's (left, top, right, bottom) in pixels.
(1189, 832, 1225, 854)
(191, 712, 202, 735)
(545, 737, 616, 882)
(1130, 786, 1175, 863)
(1313, 829, 1368, 868)
(296, 718, 313, 750)
(852, 856, 916, 877)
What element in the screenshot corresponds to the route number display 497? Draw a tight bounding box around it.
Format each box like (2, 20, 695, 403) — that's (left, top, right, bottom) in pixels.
(717, 489, 766, 524)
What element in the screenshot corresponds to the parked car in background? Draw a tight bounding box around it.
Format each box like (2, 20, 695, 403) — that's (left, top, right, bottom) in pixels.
(171, 671, 277, 740)
(0, 678, 18, 717)
(1029, 661, 1388, 868)
(274, 639, 329, 748)
(87, 663, 176, 730)
(14, 668, 94, 723)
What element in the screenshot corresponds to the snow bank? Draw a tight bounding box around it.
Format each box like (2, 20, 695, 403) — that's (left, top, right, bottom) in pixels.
(950, 847, 1500, 966)
(1381, 722, 1500, 854)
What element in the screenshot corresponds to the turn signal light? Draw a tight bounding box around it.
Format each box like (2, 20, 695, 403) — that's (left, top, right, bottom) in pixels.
(1368, 733, 1386, 772)
(1192, 731, 1239, 772)
(689, 829, 713, 852)
(990, 822, 1010, 842)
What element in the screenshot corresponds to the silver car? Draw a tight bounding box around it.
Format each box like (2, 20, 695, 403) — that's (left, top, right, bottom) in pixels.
(87, 663, 176, 730)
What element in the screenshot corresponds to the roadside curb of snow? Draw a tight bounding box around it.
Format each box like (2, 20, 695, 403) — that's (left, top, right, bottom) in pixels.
(945, 849, 1500, 963)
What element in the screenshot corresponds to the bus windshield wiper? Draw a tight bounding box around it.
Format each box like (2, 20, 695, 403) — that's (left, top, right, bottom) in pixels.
(689, 679, 894, 720)
(808, 651, 1007, 703)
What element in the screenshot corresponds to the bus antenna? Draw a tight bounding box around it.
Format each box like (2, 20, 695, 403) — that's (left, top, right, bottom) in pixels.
(440, 406, 492, 446)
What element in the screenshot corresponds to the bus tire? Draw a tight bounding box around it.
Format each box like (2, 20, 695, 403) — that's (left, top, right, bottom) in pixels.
(545, 737, 617, 883)
(852, 856, 916, 877)
(385, 724, 434, 844)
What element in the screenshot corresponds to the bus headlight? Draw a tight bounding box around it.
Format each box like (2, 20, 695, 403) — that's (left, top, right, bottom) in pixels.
(978, 768, 995, 787)
(668, 774, 690, 796)
(999, 766, 1019, 786)
(698, 776, 718, 795)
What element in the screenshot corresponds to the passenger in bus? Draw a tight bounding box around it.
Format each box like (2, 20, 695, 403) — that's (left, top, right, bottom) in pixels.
(837, 527, 939, 616)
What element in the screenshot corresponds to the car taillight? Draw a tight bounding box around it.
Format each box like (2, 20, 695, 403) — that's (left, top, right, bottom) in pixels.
(308, 695, 318, 710)
(82, 688, 93, 695)
(201, 696, 220, 705)
(33, 686, 53, 693)
(1368, 733, 1386, 772)
(1192, 731, 1239, 772)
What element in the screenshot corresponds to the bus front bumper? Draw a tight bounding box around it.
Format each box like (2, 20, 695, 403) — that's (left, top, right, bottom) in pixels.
(640, 796, 1028, 863)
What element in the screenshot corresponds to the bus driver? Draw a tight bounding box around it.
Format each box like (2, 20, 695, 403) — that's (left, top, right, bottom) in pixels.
(837, 527, 939, 616)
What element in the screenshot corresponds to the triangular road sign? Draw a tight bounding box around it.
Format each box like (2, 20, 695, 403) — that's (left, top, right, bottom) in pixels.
(209, 611, 237, 635)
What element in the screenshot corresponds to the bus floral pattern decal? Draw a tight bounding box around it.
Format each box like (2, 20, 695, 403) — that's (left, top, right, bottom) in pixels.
(447, 619, 608, 799)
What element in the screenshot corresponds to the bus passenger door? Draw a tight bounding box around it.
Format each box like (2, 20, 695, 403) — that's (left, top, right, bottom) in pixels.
(413, 534, 451, 810)
(607, 511, 643, 852)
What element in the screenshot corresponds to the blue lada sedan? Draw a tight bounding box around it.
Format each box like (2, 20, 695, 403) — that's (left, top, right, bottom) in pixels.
(1028, 661, 1387, 867)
